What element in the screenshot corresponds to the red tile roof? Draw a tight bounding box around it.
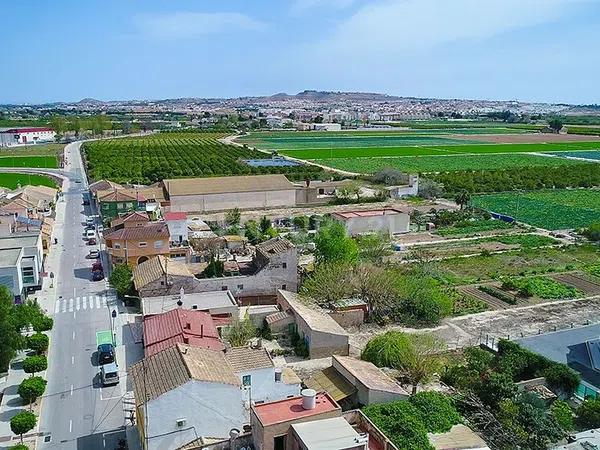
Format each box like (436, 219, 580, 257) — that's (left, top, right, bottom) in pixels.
(143, 309, 224, 357)
(164, 212, 187, 221)
(253, 392, 339, 426)
(2, 127, 54, 133)
(104, 222, 169, 241)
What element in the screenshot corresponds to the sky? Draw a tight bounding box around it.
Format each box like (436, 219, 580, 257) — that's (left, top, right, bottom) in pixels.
(2, 0, 600, 105)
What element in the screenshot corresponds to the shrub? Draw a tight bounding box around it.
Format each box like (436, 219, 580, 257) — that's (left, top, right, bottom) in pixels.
(478, 285, 517, 305)
(32, 315, 53, 332)
(9, 444, 30, 450)
(551, 400, 574, 431)
(409, 392, 461, 433)
(543, 364, 580, 397)
(22, 355, 47, 376)
(577, 397, 600, 429)
(10, 411, 36, 443)
(18, 376, 47, 404)
(108, 264, 133, 298)
(27, 333, 49, 354)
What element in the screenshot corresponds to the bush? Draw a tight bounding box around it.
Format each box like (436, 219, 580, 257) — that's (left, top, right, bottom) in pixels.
(108, 264, 133, 298)
(409, 392, 461, 433)
(577, 397, 600, 429)
(10, 411, 36, 442)
(551, 400, 574, 431)
(32, 315, 53, 332)
(9, 444, 30, 450)
(22, 355, 47, 376)
(478, 285, 517, 305)
(27, 333, 49, 354)
(18, 376, 47, 404)
(543, 364, 580, 397)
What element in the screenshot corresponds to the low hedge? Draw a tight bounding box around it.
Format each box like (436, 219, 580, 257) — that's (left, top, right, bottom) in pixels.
(478, 285, 517, 305)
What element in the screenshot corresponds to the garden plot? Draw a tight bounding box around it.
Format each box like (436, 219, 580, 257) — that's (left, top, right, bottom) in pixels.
(550, 272, 600, 297)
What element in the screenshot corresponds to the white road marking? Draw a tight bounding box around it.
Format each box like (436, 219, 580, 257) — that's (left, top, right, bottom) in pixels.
(69, 419, 72, 433)
(71, 356, 74, 365)
(54, 300, 60, 314)
(102, 296, 107, 307)
(82, 296, 87, 310)
(68, 298, 74, 312)
(70, 385, 73, 396)
(76, 297, 80, 311)
(96, 296, 101, 309)
(72, 331, 75, 340)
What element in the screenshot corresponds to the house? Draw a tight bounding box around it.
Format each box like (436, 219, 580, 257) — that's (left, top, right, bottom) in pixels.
(141, 289, 238, 318)
(96, 188, 147, 221)
(517, 324, 600, 399)
(386, 175, 419, 199)
(133, 255, 198, 298)
(163, 174, 297, 213)
(273, 290, 349, 359)
(104, 222, 170, 267)
(332, 208, 410, 236)
(110, 211, 150, 229)
(0, 127, 56, 147)
(88, 179, 123, 195)
(130, 344, 246, 450)
(143, 309, 224, 356)
(428, 424, 490, 450)
(305, 355, 408, 408)
(0, 185, 58, 219)
(224, 347, 301, 405)
(164, 212, 188, 244)
(0, 233, 45, 301)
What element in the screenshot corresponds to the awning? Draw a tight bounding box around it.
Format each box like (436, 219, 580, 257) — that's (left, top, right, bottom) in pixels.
(304, 366, 356, 402)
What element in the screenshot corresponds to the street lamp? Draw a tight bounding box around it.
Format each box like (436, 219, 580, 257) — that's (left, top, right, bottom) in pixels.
(111, 309, 117, 347)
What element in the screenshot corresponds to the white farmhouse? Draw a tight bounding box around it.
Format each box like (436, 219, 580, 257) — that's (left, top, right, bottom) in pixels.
(0, 127, 56, 147)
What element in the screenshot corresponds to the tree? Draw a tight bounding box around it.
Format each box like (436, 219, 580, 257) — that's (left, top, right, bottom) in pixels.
(372, 168, 406, 185)
(9, 444, 30, 450)
(410, 209, 425, 232)
(582, 222, 600, 241)
(27, 333, 49, 355)
(475, 372, 517, 409)
(18, 376, 47, 405)
(22, 355, 47, 376)
(314, 220, 358, 265)
(244, 220, 263, 245)
(50, 116, 67, 136)
(454, 190, 471, 210)
(108, 265, 133, 298)
(301, 262, 354, 304)
(203, 255, 224, 278)
(418, 179, 444, 200)
(362, 331, 446, 394)
(356, 233, 391, 263)
(10, 411, 36, 444)
(551, 400, 574, 431)
(577, 397, 600, 429)
(548, 118, 563, 133)
(352, 264, 398, 321)
(293, 215, 309, 230)
(32, 315, 53, 333)
(0, 286, 26, 371)
(121, 120, 132, 134)
(259, 216, 271, 234)
(225, 208, 241, 227)
(224, 315, 256, 347)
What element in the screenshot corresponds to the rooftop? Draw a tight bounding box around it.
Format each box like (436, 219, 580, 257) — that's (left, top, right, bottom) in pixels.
(88, 179, 123, 194)
(278, 290, 349, 336)
(0, 248, 23, 267)
(292, 417, 363, 450)
(333, 356, 408, 395)
(332, 208, 405, 220)
(256, 237, 295, 258)
(428, 424, 490, 450)
(110, 211, 150, 228)
(164, 211, 187, 221)
(224, 347, 273, 372)
(1, 127, 54, 133)
(143, 309, 224, 356)
(130, 344, 239, 406)
(164, 174, 294, 196)
(253, 392, 339, 426)
(0, 234, 40, 250)
(103, 222, 169, 241)
(133, 255, 194, 290)
(97, 188, 143, 202)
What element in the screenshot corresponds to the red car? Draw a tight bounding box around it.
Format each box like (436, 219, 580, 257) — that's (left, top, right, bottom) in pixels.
(92, 261, 103, 272)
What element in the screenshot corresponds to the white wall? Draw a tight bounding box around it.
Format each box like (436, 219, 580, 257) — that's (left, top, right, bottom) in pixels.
(167, 219, 187, 242)
(146, 380, 246, 450)
(0, 263, 24, 298)
(238, 367, 300, 405)
(338, 213, 410, 236)
(169, 189, 296, 213)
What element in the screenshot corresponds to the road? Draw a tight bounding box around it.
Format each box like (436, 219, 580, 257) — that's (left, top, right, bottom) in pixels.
(35, 141, 129, 450)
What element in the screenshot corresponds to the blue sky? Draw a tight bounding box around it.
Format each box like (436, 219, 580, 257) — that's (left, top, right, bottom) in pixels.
(2, 0, 600, 104)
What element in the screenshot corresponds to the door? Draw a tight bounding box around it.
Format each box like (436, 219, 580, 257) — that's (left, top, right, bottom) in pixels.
(274, 435, 286, 450)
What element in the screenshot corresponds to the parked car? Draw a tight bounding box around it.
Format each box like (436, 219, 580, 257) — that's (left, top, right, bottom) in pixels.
(97, 343, 115, 365)
(85, 229, 95, 240)
(85, 224, 95, 231)
(92, 261, 103, 272)
(88, 250, 99, 259)
(88, 237, 97, 245)
(92, 270, 104, 281)
(86, 217, 95, 225)
(82, 199, 90, 206)
(100, 362, 119, 386)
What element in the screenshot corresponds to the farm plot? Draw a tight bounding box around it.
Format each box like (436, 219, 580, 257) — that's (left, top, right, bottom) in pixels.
(550, 272, 600, 296)
(0, 155, 58, 168)
(313, 153, 586, 173)
(0, 172, 58, 189)
(471, 189, 600, 230)
(549, 150, 600, 161)
(83, 133, 325, 184)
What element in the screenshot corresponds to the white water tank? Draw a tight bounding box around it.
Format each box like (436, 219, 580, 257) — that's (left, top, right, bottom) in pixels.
(301, 389, 317, 410)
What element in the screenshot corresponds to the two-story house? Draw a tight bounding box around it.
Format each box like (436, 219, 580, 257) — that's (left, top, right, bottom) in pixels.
(104, 218, 170, 267)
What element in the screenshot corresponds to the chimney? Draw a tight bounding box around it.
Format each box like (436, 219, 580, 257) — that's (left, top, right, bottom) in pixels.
(200, 324, 204, 338)
(274, 368, 282, 383)
(301, 389, 316, 410)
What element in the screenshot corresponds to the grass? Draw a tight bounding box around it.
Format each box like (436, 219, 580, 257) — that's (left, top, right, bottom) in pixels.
(0, 173, 58, 189)
(312, 153, 589, 173)
(436, 219, 513, 236)
(435, 244, 599, 286)
(503, 276, 581, 299)
(0, 156, 58, 169)
(0, 143, 64, 156)
(472, 189, 600, 230)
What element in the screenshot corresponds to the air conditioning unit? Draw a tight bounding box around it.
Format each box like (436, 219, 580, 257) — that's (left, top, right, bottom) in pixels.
(175, 418, 187, 428)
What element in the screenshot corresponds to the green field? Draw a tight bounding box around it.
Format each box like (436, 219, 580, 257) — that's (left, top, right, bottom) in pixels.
(0, 172, 58, 189)
(0, 143, 64, 156)
(472, 189, 600, 230)
(314, 154, 588, 173)
(0, 155, 58, 169)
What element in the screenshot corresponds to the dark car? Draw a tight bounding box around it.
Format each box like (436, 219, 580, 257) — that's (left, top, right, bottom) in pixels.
(97, 343, 115, 365)
(92, 261, 103, 272)
(88, 237, 97, 245)
(92, 270, 104, 281)
(82, 199, 90, 206)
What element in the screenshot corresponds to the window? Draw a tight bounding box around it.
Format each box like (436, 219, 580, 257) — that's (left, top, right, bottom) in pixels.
(126, 203, 134, 208)
(114, 243, 121, 249)
(175, 418, 187, 428)
(21, 267, 35, 284)
(281, 284, 286, 290)
(274, 435, 286, 450)
(154, 240, 163, 248)
(138, 242, 147, 248)
(242, 375, 251, 387)
(237, 284, 244, 290)
(221, 286, 228, 291)
(282, 263, 287, 269)
(117, 203, 124, 210)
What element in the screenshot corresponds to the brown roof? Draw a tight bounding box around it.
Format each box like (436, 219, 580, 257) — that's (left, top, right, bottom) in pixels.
(224, 347, 273, 372)
(164, 174, 294, 196)
(256, 237, 294, 257)
(130, 344, 239, 406)
(304, 366, 357, 402)
(133, 255, 193, 290)
(111, 211, 150, 228)
(97, 189, 141, 202)
(103, 222, 169, 241)
(89, 179, 123, 194)
(333, 356, 408, 395)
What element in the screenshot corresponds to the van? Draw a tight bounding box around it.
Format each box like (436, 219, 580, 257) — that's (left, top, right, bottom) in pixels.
(85, 229, 95, 240)
(101, 362, 119, 386)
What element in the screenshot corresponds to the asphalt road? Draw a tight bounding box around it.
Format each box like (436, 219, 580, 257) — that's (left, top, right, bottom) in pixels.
(36, 142, 128, 450)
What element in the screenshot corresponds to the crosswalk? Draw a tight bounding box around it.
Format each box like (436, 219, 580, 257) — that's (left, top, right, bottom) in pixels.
(54, 295, 115, 314)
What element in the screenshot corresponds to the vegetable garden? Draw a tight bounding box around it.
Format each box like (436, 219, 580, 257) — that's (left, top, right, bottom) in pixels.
(83, 133, 325, 184)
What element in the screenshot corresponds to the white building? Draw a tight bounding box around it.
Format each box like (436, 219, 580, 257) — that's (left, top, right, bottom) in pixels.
(0, 233, 45, 301)
(331, 207, 410, 236)
(313, 123, 342, 132)
(0, 127, 56, 147)
(163, 211, 188, 244)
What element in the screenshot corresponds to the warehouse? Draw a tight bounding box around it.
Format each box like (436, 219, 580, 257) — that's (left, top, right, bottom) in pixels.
(163, 174, 297, 213)
(0, 127, 56, 147)
(332, 207, 410, 236)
